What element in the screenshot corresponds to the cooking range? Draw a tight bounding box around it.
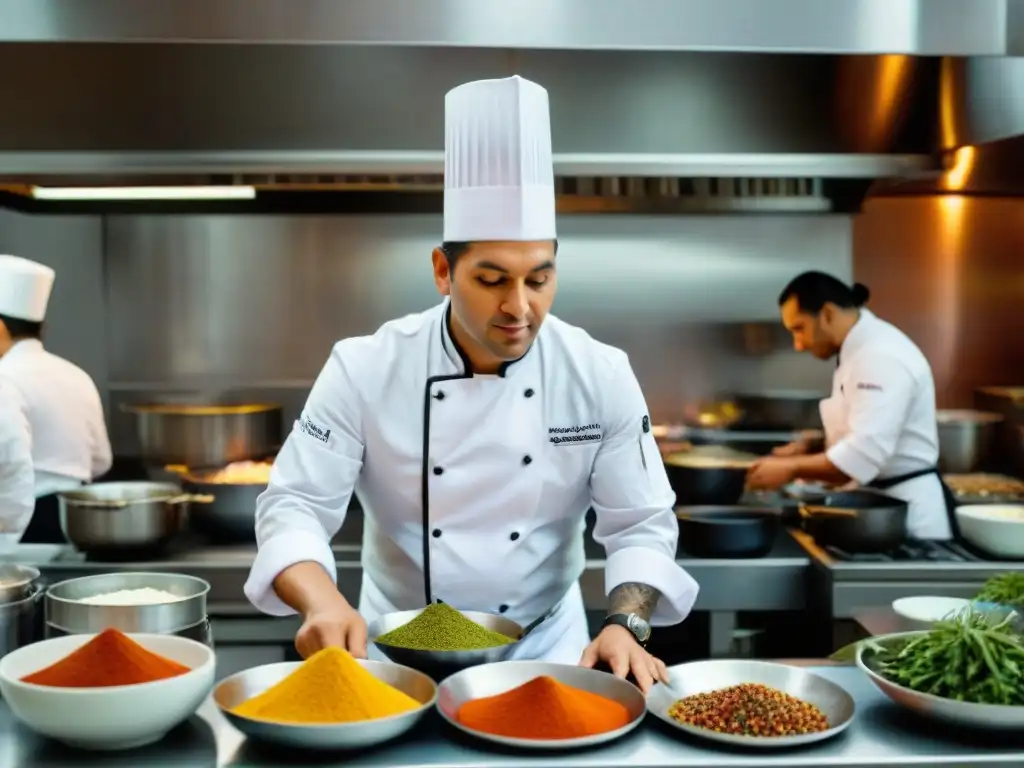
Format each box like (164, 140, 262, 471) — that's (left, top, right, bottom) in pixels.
(824, 538, 1011, 563)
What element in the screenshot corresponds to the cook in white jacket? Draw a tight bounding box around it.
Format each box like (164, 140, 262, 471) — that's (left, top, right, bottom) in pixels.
(0, 254, 112, 543)
(244, 75, 699, 690)
(0, 377, 34, 551)
(747, 271, 954, 541)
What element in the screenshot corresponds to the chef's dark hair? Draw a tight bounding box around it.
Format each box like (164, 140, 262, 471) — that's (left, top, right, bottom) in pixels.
(440, 239, 559, 268)
(0, 313, 42, 341)
(778, 271, 870, 314)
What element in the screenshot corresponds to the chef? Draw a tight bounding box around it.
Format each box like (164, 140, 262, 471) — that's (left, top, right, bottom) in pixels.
(746, 270, 955, 541)
(0, 254, 113, 543)
(244, 75, 699, 690)
(0, 377, 34, 551)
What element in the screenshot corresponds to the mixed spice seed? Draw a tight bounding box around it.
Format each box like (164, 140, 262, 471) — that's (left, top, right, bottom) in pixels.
(668, 683, 830, 737)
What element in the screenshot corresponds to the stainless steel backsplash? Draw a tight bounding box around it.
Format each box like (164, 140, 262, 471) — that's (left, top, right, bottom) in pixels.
(2, 210, 851, 455)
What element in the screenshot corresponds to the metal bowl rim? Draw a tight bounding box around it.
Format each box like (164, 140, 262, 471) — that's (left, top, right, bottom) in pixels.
(646, 659, 856, 746)
(435, 660, 647, 748)
(937, 409, 1004, 424)
(57, 481, 185, 503)
(45, 572, 212, 605)
(367, 608, 527, 653)
(0, 564, 41, 588)
(213, 659, 439, 728)
(857, 630, 1024, 711)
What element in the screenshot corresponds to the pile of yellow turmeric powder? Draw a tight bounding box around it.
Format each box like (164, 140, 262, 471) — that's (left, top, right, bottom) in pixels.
(231, 647, 421, 724)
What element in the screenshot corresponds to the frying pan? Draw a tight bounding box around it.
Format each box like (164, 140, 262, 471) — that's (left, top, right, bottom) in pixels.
(675, 506, 781, 558)
(799, 490, 908, 553)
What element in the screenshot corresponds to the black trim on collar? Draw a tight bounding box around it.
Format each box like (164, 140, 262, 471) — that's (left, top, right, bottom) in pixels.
(443, 303, 532, 379)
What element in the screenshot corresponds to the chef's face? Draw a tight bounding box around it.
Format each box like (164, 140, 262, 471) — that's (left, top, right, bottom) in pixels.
(780, 296, 839, 360)
(432, 240, 557, 373)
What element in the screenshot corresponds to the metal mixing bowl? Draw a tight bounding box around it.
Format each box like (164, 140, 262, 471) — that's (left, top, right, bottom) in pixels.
(436, 660, 646, 749)
(213, 659, 437, 750)
(367, 608, 525, 679)
(45, 572, 210, 635)
(646, 659, 856, 748)
(857, 631, 1024, 730)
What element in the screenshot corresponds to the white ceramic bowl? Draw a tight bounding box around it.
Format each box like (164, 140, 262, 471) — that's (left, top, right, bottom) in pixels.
(0, 633, 215, 750)
(892, 596, 972, 630)
(955, 504, 1024, 559)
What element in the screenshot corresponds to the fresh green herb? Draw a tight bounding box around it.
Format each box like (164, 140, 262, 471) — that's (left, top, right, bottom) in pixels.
(865, 610, 1024, 706)
(975, 573, 1024, 608)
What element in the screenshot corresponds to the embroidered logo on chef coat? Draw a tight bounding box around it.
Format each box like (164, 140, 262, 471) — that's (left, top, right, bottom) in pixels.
(548, 423, 602, 446)
(856, 382, 883, 392)
(298, 415, 332, 444)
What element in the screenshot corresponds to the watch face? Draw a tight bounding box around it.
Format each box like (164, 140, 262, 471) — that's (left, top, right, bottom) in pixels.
(627, 614, 652, 642)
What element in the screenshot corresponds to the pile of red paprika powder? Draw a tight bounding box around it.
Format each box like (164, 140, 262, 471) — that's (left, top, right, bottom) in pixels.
(455, 675, 631, 740)
(21, 628, 191, 688)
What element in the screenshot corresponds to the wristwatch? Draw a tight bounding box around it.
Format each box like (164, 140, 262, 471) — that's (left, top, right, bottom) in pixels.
(602, 613, 652, 647)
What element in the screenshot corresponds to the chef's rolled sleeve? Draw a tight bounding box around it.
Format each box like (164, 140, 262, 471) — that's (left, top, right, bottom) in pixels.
(589, 353, 699, 626)
(244, 341, 366, 616)
(826, 355, 916, 485)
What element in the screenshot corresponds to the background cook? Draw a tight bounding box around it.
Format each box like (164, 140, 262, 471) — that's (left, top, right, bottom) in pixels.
(0, 254, 113, 544)
(746, 271, 954, 540)
(244, 75, 699, 691)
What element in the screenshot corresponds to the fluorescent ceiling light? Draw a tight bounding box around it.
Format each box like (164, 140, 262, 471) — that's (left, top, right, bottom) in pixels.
(30, 185, 257, 201)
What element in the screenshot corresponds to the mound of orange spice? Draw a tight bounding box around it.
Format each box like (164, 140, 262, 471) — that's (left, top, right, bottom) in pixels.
(21, 628, 191, 688)
(455, 675, 631, 739)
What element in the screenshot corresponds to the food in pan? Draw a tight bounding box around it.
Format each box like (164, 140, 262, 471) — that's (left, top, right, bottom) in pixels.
(667, 683, 829, 736)
(944, 474, 1024, 500)
(199, 461, 273, 485)
(662, 446, 757, 470)
(865, 609, 1024, 706)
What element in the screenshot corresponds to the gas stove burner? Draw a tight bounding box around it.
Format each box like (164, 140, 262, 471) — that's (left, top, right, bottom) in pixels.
(825, 538, 982, 563)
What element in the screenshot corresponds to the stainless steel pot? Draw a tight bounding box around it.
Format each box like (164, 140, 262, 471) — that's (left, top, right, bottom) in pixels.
(0, 564, 41, 604)
(799, 490, 909, 553)
(124, 402, 282, 468)
(936, 409, 1003, 473)
(58, 481, 209, 553)
(0, 585, 45, 658)
(45, 572, 211, 635)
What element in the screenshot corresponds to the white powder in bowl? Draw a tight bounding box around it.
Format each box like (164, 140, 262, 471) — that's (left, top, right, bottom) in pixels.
(77, 587, 185, 606)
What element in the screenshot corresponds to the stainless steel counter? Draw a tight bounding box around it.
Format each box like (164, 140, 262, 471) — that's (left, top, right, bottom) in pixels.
(1, 666, 1020, 768)
(793, 530, 1024, 619)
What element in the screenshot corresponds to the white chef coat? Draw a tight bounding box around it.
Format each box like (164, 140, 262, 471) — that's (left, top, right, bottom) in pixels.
(0, 377, 33, 551)
(245, 300, 699, 662)
(0, 340, 111, 497)
(821, 309, 951, 540)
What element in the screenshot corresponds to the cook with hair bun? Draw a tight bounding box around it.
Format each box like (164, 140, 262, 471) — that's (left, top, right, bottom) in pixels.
(746, 271, 955, 541)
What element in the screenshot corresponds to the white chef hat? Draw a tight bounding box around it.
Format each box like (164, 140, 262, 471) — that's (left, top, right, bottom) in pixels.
(0, 254, 55, 323)
(443, 75, 557, 243)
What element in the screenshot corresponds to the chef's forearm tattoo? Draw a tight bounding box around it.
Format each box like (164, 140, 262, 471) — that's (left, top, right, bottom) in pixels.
(608, 582, 660, 623)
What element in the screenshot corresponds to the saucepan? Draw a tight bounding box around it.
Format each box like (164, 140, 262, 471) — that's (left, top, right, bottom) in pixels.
(661, 446, 758, 506)
(58, 482, 213, 555)
(799, 490, 908, 553)
(675, 506, 781, 558)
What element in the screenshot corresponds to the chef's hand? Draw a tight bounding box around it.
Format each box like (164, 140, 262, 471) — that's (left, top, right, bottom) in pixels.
(295, 603, 368, 659)
(579, 625, 668, 693)
(771, 439, 807, 457)
(746, 456, 798, 491)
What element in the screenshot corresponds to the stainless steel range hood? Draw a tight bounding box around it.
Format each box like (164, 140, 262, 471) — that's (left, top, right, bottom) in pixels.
(0, 0, 1021, 210)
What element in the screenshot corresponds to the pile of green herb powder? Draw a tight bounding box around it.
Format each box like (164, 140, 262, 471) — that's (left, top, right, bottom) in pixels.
(376, 604, 515, 651)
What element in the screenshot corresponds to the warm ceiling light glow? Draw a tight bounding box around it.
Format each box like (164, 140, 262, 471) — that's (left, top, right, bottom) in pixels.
(30, 186, 256, 201)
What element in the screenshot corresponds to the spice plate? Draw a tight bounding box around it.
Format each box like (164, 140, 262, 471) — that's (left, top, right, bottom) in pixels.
(436, 660, 646, 749)
(214, 659, 438, 750)
(368, 608, 525, 677)
(857, 631, 1024, 730)
(646, 659, 856, 748)
(0, 632, 215, 751)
